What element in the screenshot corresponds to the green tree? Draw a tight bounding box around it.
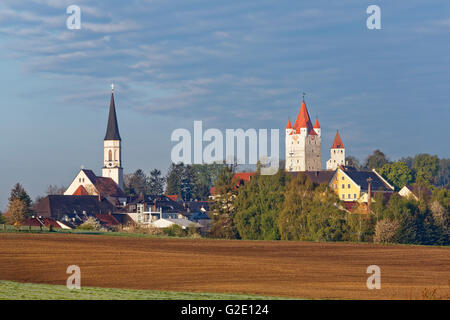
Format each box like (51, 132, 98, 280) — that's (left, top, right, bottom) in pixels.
(378, 161, 414, 190)
(364, 150, 389, 170)
(234, 169, 286, 240)
(346, 156, 361, 170)
(124, 169, 149, 195)
(413, 154, 439, 184)
(277, 174, 347, 241)
(148, 169, 165, 195)
(435, 158, 450, 187)
(209, 165, 239, 239)
(165, 163, 185, 196)
(9, 183, 32, 213)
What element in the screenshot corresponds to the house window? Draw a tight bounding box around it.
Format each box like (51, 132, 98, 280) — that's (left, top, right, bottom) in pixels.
(354, 194, 357, 199)
(342, 194, 345, 199)
(348, 184, 351, 188)
(137, 204, 144, 213)
(342, 176, 345, 180)
(342, 184, 345, 189)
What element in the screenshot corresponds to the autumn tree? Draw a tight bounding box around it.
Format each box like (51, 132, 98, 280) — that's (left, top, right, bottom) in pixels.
(4, 198, 29, 227)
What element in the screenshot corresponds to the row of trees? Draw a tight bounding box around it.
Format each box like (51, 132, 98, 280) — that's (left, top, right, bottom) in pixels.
(347, 151, 448, 189)
(209, 165, 449, 245)
(124, 163, 225, 201)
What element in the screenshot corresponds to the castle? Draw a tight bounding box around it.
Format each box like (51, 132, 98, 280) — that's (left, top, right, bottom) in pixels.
(285, 98, 345, 172)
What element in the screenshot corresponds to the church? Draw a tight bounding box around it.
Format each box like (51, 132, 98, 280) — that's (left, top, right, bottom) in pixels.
(285, 97, 346, 172)
(64, 85, 126, 205)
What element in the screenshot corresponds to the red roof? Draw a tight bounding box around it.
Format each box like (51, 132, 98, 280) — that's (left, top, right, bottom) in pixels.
(331, 130, 345, 149)
(23, 217, 61, 229)
(233, 172, 256, 183)
(286, 119, 292, 129)
(308, 129, 317, 136)
(313, 118, 320, 129)
(73, 185, 89, 196)
(293, 100, 313, 131)
(95, 214, 120, 227)
(166, 194, 178, 202)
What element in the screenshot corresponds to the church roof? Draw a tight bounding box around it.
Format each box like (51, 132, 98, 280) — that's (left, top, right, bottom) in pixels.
(313, 118, 321, 129)
(80, 169, 125, 197)
(293, 100, 313, 131)
(331, 130, 344, 149)
(286, 119, 292, 129)
(104, 92, 121, 141)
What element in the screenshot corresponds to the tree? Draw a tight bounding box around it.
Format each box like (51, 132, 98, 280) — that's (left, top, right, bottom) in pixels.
(233, 169, 286, 240)
(77, 216, 103, 231)
(209, 165, 239, 239)
(374, 219, 400, 243)
(346, 156, 361, 170)
(435, 158, 450, 187)
(4, 198, 29, 227)
(46, 185, 66, 195)
(8, 183, 32, 215)
(277, 174, 347, 241)
(125, 169, 149, 195)
(413, 154, 439, 184)
(364, 150, 389, 170)
(165, 163, 185, 196)
(378, 161, 414, 190)
(148, 169, 165, 195)
(180, 165, 195, 201)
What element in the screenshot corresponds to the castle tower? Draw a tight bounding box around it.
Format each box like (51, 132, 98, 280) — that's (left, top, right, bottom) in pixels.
(102, 84, 123, 189)
(326, 130, 345, 170)
(285, 99, 321, 172)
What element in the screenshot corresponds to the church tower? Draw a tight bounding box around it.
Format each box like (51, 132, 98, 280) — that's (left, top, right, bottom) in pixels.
(285, 98, 321, 172)
(102, 84, 123, 189)
(326, 130, 345, 170)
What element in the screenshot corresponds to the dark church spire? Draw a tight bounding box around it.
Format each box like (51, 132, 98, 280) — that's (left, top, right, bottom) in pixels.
(104, 84, 121, 141)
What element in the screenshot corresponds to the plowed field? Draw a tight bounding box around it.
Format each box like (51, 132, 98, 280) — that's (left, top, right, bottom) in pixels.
(0, 233, 448, 299)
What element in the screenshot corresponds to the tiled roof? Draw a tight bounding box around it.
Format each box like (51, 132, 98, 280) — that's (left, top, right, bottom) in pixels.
(331, 130, 344, 149)
(73, 185, 89, 196)
(33, 195, 116, 219)
(313, 118, 321, 129)
(80, 169, 125, 197)
(286, 119, 292, 129)
(166, 195, 178, 202)
(233, 172, 256, 183)
(345, 171, 393, 192)
(95, 214, 120, 227)
(293, 100, 313, 131)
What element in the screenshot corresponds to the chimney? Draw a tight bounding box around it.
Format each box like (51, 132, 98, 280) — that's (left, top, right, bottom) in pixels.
(98, 193, 101, 202)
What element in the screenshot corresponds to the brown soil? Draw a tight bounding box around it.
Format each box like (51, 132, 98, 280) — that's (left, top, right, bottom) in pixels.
(0, 233, 448, 299)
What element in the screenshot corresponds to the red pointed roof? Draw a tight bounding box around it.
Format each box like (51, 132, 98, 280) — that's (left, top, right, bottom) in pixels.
(293, 100, 313, 131)
(313, 118, 320, 129)
(331, 130, 344, 149)
(73, 185, 89, 196)
(286, 119, 292, 129)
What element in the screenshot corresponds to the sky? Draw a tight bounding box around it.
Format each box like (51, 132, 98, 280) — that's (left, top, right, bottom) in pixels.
(0, 0, 449, 209)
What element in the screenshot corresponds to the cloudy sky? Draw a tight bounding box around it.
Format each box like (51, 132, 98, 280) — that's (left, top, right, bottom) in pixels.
(0, 0, 449, 208)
